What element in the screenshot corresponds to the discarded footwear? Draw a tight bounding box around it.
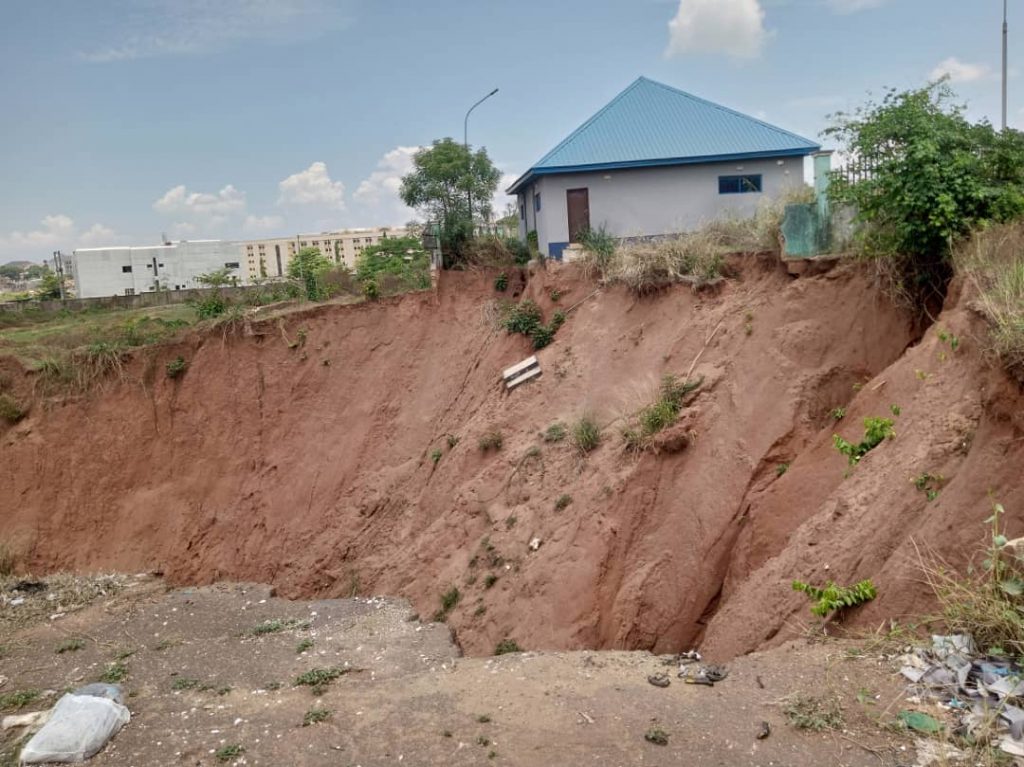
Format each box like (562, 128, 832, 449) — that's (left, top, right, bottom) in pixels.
(647, 673, 671, 688)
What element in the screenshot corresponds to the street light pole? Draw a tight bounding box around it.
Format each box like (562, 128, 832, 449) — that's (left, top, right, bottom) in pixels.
(463, 88, 499, 232)
(1003, 0, 1009, 131)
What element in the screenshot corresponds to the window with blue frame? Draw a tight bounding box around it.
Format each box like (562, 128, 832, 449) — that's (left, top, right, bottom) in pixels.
(718, 174, 763, 194)
(534, 193, 541, 212)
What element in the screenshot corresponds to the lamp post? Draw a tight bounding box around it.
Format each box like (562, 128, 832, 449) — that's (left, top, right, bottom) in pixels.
(1003, 0, 1009, 131)
(464, 88, 499, 231)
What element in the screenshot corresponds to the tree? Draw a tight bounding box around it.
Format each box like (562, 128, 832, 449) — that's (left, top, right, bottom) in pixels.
(35, 266, 64, 299)
(826, 81, 1024, 301)
(24, 264, 48, 280)
(0, 264, 24, 280)
(287, 247, 333, 300)
(196, 268, 237, 288)
(400, 138, 501, 262)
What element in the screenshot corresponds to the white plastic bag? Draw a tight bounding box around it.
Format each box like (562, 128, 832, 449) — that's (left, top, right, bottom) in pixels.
(20, 694, 129, 763)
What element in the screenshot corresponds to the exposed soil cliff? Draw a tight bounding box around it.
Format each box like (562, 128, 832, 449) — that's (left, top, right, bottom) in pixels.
(3, 258, 1021, 657)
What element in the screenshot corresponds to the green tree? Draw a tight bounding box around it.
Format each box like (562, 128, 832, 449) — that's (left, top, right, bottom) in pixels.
(196, 268, 237, 288)
(287, 247, 333, 300)
(826, 81, 1024, 300)
(24, 264, 48, 280)
(0, 264, 24, 280)
(35, 266, 64, 299)
(355, 237, 430, 296)
(400, 138, 501, 262)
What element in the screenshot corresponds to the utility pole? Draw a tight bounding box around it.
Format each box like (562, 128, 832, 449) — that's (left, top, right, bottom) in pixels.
(1003, 0, 1009, 131)
(463, 88, 499, 233)
(52, 250, 66, 300)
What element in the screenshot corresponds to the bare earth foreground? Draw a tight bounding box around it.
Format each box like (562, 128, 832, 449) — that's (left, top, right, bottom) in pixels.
(0, 576, 920, 766)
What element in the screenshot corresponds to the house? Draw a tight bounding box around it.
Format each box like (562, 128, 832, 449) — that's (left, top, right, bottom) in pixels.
(507, 77, 822, 260)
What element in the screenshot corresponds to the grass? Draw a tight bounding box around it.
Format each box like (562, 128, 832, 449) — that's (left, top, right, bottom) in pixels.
(249, 617, 310, 636)
(477, 714, 492, 723)
(303, 707, 331, 726)
(543, 422, 567, 442)
(954, 222, 1024, 380)
(55, 637, 86, 654)
(99, 661, 128, 683)
(172, 677, 200, 690)
(215, 744, 244, 762)
(484, 574, 498, 589)
(783, 694, 844, 731)
(554, 494, 572, 511)
(478, 430, 504, 452)
(924, 501, 1024, 656)
(494, 638, 521, 655)
(165, 355, 187, 379)
(296, 638, 314, 654)
(0, 690, 39, 711)
(0, 544, 16, 577)
(430, 448, 443, 464)
(623, 375, 702, 452)
(571, 414, 601, 454)
(440, 585, 461, 613)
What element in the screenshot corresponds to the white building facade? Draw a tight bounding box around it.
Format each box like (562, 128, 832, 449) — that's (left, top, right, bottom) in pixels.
(71, 240, 243, 298)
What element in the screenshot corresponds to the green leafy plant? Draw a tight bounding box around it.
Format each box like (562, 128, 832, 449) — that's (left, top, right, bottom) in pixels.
(913, 472, 944, 502)
(296, 638, 314, 654)
(554, 494, 572, 511)
(172, 677, 200, 691)
(165, 356, 187, 379)
(294, 666, 352, 695)
(438, 585, 460, 618)
(792, 579, 877, 617)
(0, 690, 39, 711)
(250, 618, 310, 636)
(494, 272, 508, 292)
(776, 463, 790, 477)
(571, 414, 601, 453)
(99, 661, 128, 683)
(430, 448, 442, 465)
(829, 406, 846, 421)
(215, 745, 244, 762)
(303, 707, 331, 726)
(890, 403, 902, 416)
(550, 288, 562, 302)
(832, 417, 895, 466)
(938, 329, 960, 352)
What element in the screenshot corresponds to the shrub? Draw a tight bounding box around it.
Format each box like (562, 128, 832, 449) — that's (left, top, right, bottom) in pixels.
(215, 745, 244, 762)
(578, 226, 618, 278)
(165, 356, 187, 379)
(554, 494, 572, 511)
(644, 727, 669, 746)
(791, 579, 877, 617)
(440, 585, 461, 613)
(478, 431, 503, 452)
(56, 638, 86, 654)
(494, 272, 508, 292)
(494, 638, 521, 655)
(303, 707, 331, 726)
(826, 82, 1024, 305)
(571, 415, 601, 453)
(193, 293, 228, 319)
(0, 393, 25, 424)
(625, 375, 702, 451)
(832, 416, 895, 466)
(526, 230, 539, 254)
(430, 448, 442, 465)
(294, 666, 351, 694)
(501, 300, 543, 335)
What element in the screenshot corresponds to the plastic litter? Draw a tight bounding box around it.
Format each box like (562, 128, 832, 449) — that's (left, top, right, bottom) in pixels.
(647, 673, 670, 688)
(20, 693, 130, 763)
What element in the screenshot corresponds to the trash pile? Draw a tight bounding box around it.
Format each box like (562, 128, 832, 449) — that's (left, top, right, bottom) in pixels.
(648, 650, 729, 688)
(899, 634, 1024, 757)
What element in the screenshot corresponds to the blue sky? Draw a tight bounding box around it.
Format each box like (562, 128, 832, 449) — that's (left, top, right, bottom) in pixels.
(0, 0, 1017, 262)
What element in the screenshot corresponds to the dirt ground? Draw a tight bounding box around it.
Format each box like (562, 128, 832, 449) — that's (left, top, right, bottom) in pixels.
(2, 258, 1023, 660)
(0, 576, 925, 767)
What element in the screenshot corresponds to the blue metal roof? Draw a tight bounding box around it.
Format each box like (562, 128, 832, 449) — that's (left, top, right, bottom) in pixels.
(508, 77, 820, 193)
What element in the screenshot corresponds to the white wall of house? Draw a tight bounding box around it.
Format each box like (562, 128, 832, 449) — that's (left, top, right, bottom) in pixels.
(519, 156, 806, 258)
(71, 240, 244, 298)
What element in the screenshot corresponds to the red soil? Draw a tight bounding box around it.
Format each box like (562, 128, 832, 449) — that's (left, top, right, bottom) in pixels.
(3, 258, 1022, 657)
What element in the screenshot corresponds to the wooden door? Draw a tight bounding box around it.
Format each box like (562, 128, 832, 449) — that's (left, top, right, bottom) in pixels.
(567, 188, 590, 242)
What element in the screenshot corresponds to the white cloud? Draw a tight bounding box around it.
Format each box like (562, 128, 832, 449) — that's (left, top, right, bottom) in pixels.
(930, 57, 992, 83)
(243, 214, 285, 233)
(278, 161, 345, 210)
(353, 146, 419, 206)
(826, 0, 885, 13)
(81, 0, 352, 62)
(666, 0, 768, 59)
(0, 215, 119, 261)
(153, 184, 247, 217)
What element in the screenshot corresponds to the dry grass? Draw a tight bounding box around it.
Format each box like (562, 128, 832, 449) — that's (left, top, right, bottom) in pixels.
(0, 572, 128, 634)
(577, 194, 809, 294)
(954, 223, 1024, 381)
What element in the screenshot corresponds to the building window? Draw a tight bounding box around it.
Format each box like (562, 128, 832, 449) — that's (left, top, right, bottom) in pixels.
(534, 193, 541, 212)
(520, 202, 526, 220)
(300, 241, 307, 246)
(124, 288, 135, 296)
(122, 265, 132, 273)
(224, 261, 240, 269)
(718, 174, 763, 194)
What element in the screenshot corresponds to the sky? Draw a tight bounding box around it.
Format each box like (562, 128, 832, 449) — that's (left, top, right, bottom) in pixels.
(0, 0, 1018, 262)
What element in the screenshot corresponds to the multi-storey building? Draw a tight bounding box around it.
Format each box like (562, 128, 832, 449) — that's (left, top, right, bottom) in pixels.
(241, 227, 408, 281)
